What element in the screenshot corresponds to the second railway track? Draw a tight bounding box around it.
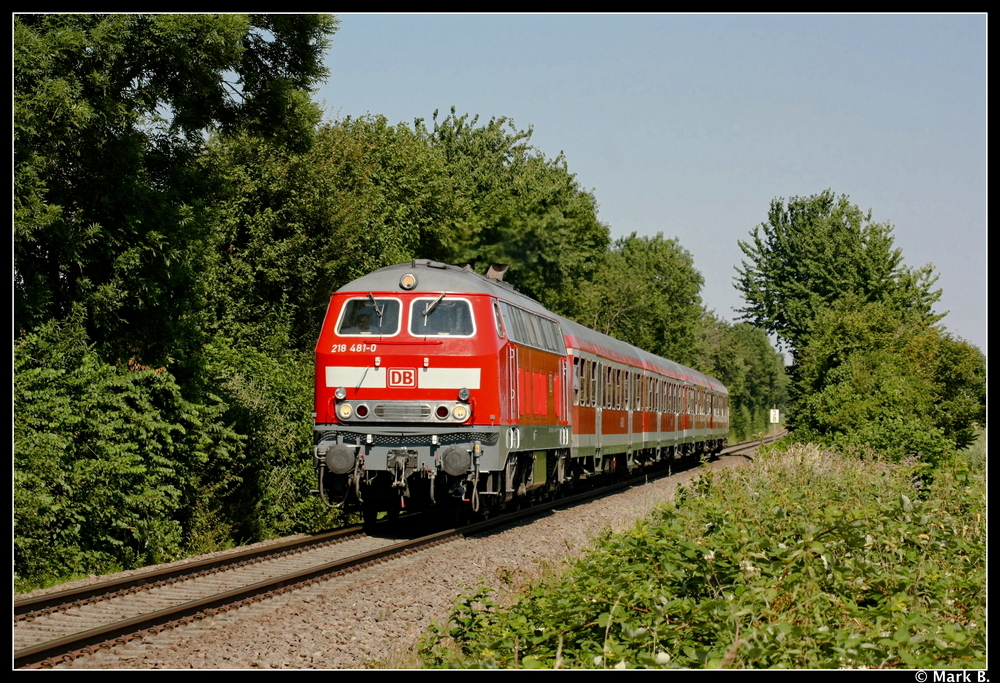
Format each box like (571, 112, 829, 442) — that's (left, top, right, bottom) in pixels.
(15, 527, 434, 668)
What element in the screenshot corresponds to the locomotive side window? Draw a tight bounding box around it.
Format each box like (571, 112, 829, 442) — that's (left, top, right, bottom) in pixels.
(337, 297, 401, 336)
(525, 314, 543, 348)
(497, 302, 566, 354)
(410, 297, 476, 337)
(517, 308, 536, 346)
(493, 301, 505, 338)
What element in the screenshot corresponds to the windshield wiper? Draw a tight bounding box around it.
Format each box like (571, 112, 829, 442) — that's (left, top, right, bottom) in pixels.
(423, 293, 446, 322)
(367, 292, 385, 325)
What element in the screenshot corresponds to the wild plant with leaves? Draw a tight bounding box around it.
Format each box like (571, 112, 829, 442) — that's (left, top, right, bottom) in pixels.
(420, 444, 985, 669)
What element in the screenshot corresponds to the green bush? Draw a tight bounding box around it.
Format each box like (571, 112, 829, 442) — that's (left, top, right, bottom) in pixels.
(421, 444, 985, 669)
(791, 298, 985, 464)
(14, 318, 241, 588)
(201, 339, 346, 542)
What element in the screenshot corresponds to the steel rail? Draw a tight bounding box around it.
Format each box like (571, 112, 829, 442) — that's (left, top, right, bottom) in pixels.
(14, 528, 459, 669)
(15, 526, 365, 622)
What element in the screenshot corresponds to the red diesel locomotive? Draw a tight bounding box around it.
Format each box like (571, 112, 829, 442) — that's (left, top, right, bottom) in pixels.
(313, 260, 729, 519)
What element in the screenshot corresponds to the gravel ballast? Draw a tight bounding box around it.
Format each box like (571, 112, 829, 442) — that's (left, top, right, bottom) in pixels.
(42, 455, 752, 669)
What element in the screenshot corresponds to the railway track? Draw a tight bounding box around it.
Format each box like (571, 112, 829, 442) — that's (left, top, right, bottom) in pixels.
(14, 430, 786, 669)
(719, 428, 787, 457)
(14, 526, 425, 669)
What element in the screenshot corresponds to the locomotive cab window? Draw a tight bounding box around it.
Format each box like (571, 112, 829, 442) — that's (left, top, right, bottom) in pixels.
(337, 297, 401, 336)
(409, 297, 476, 337)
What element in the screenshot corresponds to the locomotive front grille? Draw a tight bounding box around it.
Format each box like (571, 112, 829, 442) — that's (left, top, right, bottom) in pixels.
(374, 403, 432, 420)
(372, 432, 500, 446)
(318, 432, 500, 447)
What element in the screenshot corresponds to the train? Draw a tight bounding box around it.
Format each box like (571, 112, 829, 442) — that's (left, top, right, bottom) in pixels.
(313, 259, 729, 522)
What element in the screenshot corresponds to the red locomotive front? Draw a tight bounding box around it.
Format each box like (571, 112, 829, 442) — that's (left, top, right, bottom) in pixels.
(313, 260, 728, 523)
(312, 260, 569, 520)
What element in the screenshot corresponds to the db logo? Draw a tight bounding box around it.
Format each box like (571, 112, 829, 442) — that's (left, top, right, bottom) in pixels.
(388, 368, 416, 388)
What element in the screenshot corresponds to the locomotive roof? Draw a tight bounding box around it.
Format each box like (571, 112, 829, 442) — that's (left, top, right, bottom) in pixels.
(338, 260, 537, 304)
(337, 260, 727, 394)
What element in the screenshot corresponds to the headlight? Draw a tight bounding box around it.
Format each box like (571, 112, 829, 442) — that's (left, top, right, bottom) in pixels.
(452, 404, 469, 421)
(337, 403, 353, 420)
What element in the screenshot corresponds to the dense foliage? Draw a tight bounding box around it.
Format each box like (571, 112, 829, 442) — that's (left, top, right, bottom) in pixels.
(206, 116, 460, 351)
(14, 317, 242, 582)
(13, 13, 343, 589)
(420, 444, 985, 669)
(14, 14, 786, 589)
(420, 108, 611, 321)
(579, 233, 705, 368)
(701, 319, 789, 441)
(794, 297, 986, 459)
(14, 14, 337, 366)
(734, 190, 942, 354)
(735, 191, 984, 459)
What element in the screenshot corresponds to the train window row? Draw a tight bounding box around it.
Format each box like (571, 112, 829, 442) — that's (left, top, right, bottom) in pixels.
(497, 301, 566, 354)
(571, 356, 728, 418)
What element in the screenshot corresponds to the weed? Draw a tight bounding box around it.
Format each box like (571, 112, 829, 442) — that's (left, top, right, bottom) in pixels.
(419, 443, 985, 669)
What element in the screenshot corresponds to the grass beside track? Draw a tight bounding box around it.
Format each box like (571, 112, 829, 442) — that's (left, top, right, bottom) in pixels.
(420, 440, 986, 669)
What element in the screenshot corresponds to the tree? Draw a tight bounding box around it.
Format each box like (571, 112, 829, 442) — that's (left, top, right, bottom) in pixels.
(578, 233, 705, 367)
(701, 318, 789, 441)
(420, 108, 610, 319)
(734, 190, 942, 356)
(206, 115, 460, 351)
(794, 296, 985, 457)
(14, 316, 242, 582)
(14, 14, 338, 366)
(734, 191, 983, 462)
(14, 13, 343, 587)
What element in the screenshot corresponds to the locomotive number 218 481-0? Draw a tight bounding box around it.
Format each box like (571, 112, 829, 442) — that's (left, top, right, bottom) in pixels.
(330, 343, 378, 353)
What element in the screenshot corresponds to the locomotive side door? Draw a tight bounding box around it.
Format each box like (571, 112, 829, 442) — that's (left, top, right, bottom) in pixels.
(507, 345, 518, 423)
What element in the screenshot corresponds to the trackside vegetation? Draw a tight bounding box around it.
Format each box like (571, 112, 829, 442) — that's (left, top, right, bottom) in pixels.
(14, 14, 786, 591)
(419, 443, 986, 669)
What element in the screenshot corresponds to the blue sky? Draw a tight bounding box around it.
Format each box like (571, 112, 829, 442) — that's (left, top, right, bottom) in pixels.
(315, 14, 987, 355)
